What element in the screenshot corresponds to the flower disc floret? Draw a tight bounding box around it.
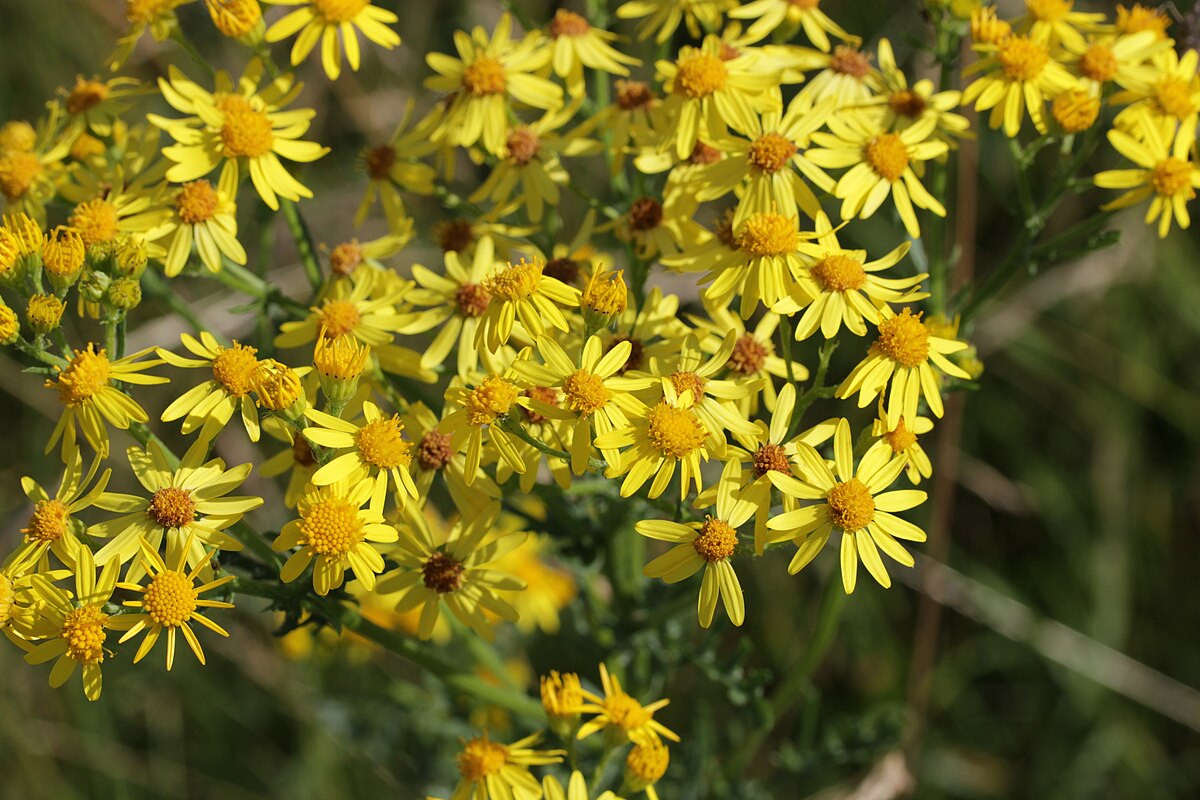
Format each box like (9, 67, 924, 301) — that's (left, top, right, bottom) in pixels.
(865, 134, 909, 182)
(616, 80, 654, 110)
(0, 152, 40, 200)
(627, 740, 670, 784)
(211, 342, 259, 396)
(218, 96, 274, 159)
(329, 241, 363, 275)
(317, 299, 361, 336)
(505, 128, 541, 165)
(176, 180, 219, 224)
(885, 418, 918, 452)
(457, 737, 508, 781)
(748, 133, 797, 174)
(998, 36, 1049, 82)
(674, 53, 727, 97)
(628, 197, 663, 231)
(889, 89, 927, 118)
(549, 8, 591, 37)
(61, 606, 107, 665)
(465, 376, 519, 425)
(727, 335, 768, 375)
(356, 416, 412, 468)
(1079, 43, 1118, 83)
(669, 371, 707, 400)
(646, 402, 706, 458)
(68, 199, 119, 246)
(54, 346, 111, 406)
(25, 499, 69, 542)
(421, 550, 465, 594)
(693, 516, 738, 562)
(606, 694, 652, 732)
(301, 497, 362, 556)
(1152, 158, 1194, 196)
(753, 443, 791, 476)
(463, 58, 506, 95)
(875, 309, 930, 367)
(736, 213, 800, 256)
(66, 78, 109, 114)
(812, 253, 867, 291)
(148, 487, 197, 528)
(142, 571, 197, 627)
(827, 478, 875, 532)
(563, 369, 611, 415)
(1156, 80, 1196, 119)
(416, 430, 454, 470)
(454, 283, 491, 317)
(830, 46, 871, 77)
(484, 260, 541, 301)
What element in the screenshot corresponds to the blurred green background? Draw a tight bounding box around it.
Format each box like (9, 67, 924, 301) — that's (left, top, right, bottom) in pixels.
(1, 0, 1199, 797)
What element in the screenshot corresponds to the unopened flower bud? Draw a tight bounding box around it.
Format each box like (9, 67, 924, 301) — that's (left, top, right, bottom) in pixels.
(206, 0, 264, 42)
(27, 294, 65, 334)
(254, 359, 305, 415)
(0, 302, 19, 344)
(114, 235, 148, 277)
(108, 276, 142, 311)
(41, 226, 85, 291)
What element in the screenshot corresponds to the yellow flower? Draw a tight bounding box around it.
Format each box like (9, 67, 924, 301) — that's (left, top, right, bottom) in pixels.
(158, 333, 265, 441)
(27, 293, 66, 334)
(45, 344, 167, 461)
(807, 115, 949, 239)
(377, 503, 526, 640)
(865, 38, 971, 140)
(160, 170, 246, 277)
(274, 477, 399, 595)
(302, 400, 419, 509)
(616, 0, 733, 44)
(796, 44, 880, 109)
(1061, 31, 1164, 96)
(1015, 0, 1106, 51)
(1112, 48, 1200, 140)
(1095, 114, 1200, 238)
(150, 61, 329, 210)
(59, 75, 143, 138)
(587, 79, 663, 176)
(729, 0, 854, 51)
(445, 731, 564, 800)
(264, 0, 401, 81)
(23, 546, 119, 701)
(355, 99, 437, 228)
(638, 461, 753, 627)
(836, 307, 972, 427)
(547, 9, 641, 95)
(206, 0, 263, 39)
(1115, 3, 1171, 38)
(575, 662, 680, 745)
(610, 192, 712, 261)
(872, 410, 934, 484)
(424, 13, 562, 155)
(625, 739, 670, 799)
(476, 258, 581, 353)
(404, 401, 501, 516)
(109, 0, 188, 70)
(13, 448, 110, 570)
(0, 105, 72, 223)
(276, 266, 409, 349)
(115, 535, 235, 670)
(89, 439, 261, 577)
(688, 300, 797, 416)
(441, 374, 531, 481)
(961, 34, 1081, 137)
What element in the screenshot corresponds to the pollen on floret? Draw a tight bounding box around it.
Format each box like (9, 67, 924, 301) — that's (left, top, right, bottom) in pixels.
(875, 308, 930, 367)
(356, 416, 412, 468)
(50, 345, 111, 406)
(314, 333, 370, 380)
(0, 152, 41, 201)
(301, 496, 363, 556)
(889, 89, 927, 119)
(827, 478, 875, 532)
(148, 487, 197, 529)
(812, 253, 867, 292)
(176, 180, 220, 224)
(464, 375, 519, 425)
(604, 692, 652, 732)
(616, 80, 655, 110)
(865, 133, 909, 183)
(462, 58, 506, 96)
(66, 77, 109, 115)
(317, 298, 362, 337)
(693, 516, 738, 562)
(830, 45, 872, 78)
(549, 8, 590, 37)
(483, 259, 542, 301)
(311, 0, 366, 22)
(143, 570, 198, 627)
(1151, 158, 1195, 198)
(674, 52, 727, 98)
(998, 36, 1049, 82)
(669, 371, 707, 403)
(563, 369, 611, 415)
(1156, 79, 1196, 120)
(505, 127, 541, 165)
(627, 197, 663, 231)
(626, 739, 670, 787)
(748, 133, 797, 174)
(5, 212, 44, 256)
(646, 402, 706, 459)
(457, 736, 508, 781)
(736, 212, 800, 257)
(24, 498, 69, 542)
(329, 240, 364, 275)
(422, 550, 465, 594)
(211, 341, 260, 397)
(752, 443, 791, 476)
(1052, 91, 1100, 133)
(885, 418, 918, 453)
(416, 430, 454, 470)
(218, 95, 274, 159)
(454, 283, 491, 317)
(1079, 43, 1118, 83)
(68, 199, 119, 246)
(61, 606, 107, 665)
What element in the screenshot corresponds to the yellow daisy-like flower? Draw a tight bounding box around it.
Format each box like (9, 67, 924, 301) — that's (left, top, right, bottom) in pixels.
(960, 34, 1081, 138)
(589, 79, 663, 176)
(729, 0, 854, 52)
(625, 739, 670, 800)
(424, 13, 562, 155)
(1112, 48, 1200, 140)
(355, 99, 437, 228)
(264, 0, 400, 81)
(657, 35, 781, 160)
(1095, 115, 1200, 238)
(441, 374, 532, 482)
(302, 400, 419, 510)
(60, 75, 143, 138)
(158, 333, 265, 441)
(542, 771, 623, 800)
(575, 662, 681, 746)
(475, 257, 581, 353)
(150, 61, 330, 210)
(274, 477, 399, 595)
(1062, 31, 1164, 97)
(1115, 3, 1171, 39)
(865, 38, 971, 140)
(109, 0, 188, 70)
(547, 9, 641, 96)
(0, 106, 73, 223)
(836, 307, 972, 427)
(872, 410, 934, 485)
(89, 440, 260, 576)
(405, 401, 501, 516)
(377, 503, 526, 641)
(637, 461, 753, 627)
(796, 45, 880, 110)
(116, 536, 235, 670)
(275, 266, 409, 349)
(444, 731, 564, 800)
(44, 345, 167, 461)
(13, 448, 111, 570)
(777, 211, 927, 339)
(616, 0, 733, 44)
(768, 418, 927, 593)
(23, 546, 119, 701)
(1015, 0, 1106, 51)
(807, 115, 949, 239)
(160, 170, 245, 277)
(610, 192, 711, 261)
(688, 300, 797, 415)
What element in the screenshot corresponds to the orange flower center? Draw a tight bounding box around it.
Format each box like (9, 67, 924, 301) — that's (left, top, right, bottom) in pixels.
(875, 309, 930, 367)
(748, 133, 797, 174)
(505, 127, 541, 165)
(211, 341, 260, 396)
(753, 443, 790, 476)
(811, 253, 867, 292)
(51, 345, 111, 406)
(68, 199, 119, 246)
(148, 487, 198, 529)
(0, 151, 41, 200)
(317, 298, 362, 337)
(356, 416, 412, 469)
(693, 516, 738, 562)
(301, 496, 363, 556)
(628, 197, 663, 231)
(549, 8, 590, 37)
(457, 737, 508, 781)
(998, 36, 1049, 82)
(176, 180, 220, 224)
(311, 0, 367, 23)
(830, 46, 871, 78)
(889, 89, 927, 118)
(1156, 78, 1196, 119)
(67, 78, 110, 115)
(736, 212, 800, 257)
(464, 376, 519, 425)
(727, 334, 769, 375)
(864, 133, 909, 182)
(827, 478, 875, 532)
(674, 53, 727, 98)
(1152, 158, 1194, 197)
(61, 606, 107, 665)
(218, 96, 274, 159)
(24, 499, 70, 542)
(563, 369, 611, 415)
(646, 402, 706, 458)
(1079, 43, 1118, 83)
(885, 418, 918, 452)
(142, 571, 197, 627)
(463, 58, 506, 96)
(616, 79, 655, 110)
(416, 430, 454, 471)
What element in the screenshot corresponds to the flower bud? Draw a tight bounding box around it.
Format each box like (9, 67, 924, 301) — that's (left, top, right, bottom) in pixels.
(581, 265, 627, 333)
(108, 276, 142, 311)
(540, 670, 582, 738)
(79, 269, 111, 304)
(624, 739, 669, 793)
(206, 0, 264, 42)
(27, 293, 65, 335)
(114, 234, 148, 277)
(254, 359, 305, 416)
(0, 302, 19, 345)
(41, 226, 85, 291)
(313, 331, 370, 411)
(1052, 90, 1100, 134)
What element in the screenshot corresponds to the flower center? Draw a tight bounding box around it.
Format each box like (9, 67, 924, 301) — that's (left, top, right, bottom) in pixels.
(211, 341, 260, 396)
(522, 386, 558, 424)
(689, 141, 722, 165)
(748, 133, 797, 174)
(435, 219, 474, 253)
(628, 197, 663, 231)
(329, 240, 364, 275)
(875, 308, 930, 367)
(1156, 78, 1196, 119)
(506, 127, 541, 165)
(148, 487, 197, 529)
(317, 299, 362, 337)
(464, 375, 519, 425)
(674, 53, 727, 98)
(0, 152, 41, 200)
(51, 345, 111, 406)
(752, 443, 790, 476)
(68, 199, 119, 246)
(61, 606, 107, 665)
(311, 0, 367, 23)
(607, 335, 642, 374)
(563, 369, 611, 415)
(693, 516, 738, 562)
(67, 78, 109, 115)
(543, 257, 581, 285)
(889, 89, 927, 118)
(812, 253, 867, 292)
(646, 402, 706, 459)
(356, 417, 412, 469)
(363, 144, 396, 180)
(483, 260, 542, 301)
(865, 133, 909, 182)
(1117, 4, 1170, 36)
(453, 283, 491, 317)
(314, 333, 370, 379)
(736, 212, 800, 257)
(1079, 43, 1118, 83)
(416, 430, 454, 470)
(549, 8, 590, 37)
(293, 436, 317, 467)
(616, 79, 655, 110)
(126, 0, 175, 23)
(1152, 158, 1194, 197)
(830, 46, 871, 78)
(457, 737, 508, 781)
(42, 226, 86, 278)
(218, 96, 274, 159)
(885, 418, 918, 452)
(421, 550, 465, 594)
(176, 179, 220, 224)
(1025, 0, 1071, 22)
(998, 36, 1049, 82)
(727, 335, 769, 375)
(301, 497, 363, 556)
(627, 740, 670, 785)
(24, 498, 69, 542)
(827, 478, 875, 532)
(669, 371, 707, 403)
(463, 58, 506, 96)
(142, 570, 198, 627)
(607, 693, 652, 731)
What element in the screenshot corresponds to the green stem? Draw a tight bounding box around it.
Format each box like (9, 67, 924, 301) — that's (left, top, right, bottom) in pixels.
(13, 337, 67, 368)
(787, 340, 838, 439)
(500, 418, 607, 472)
(280, 200, 323, 293)
(169, 29, 216, 80)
